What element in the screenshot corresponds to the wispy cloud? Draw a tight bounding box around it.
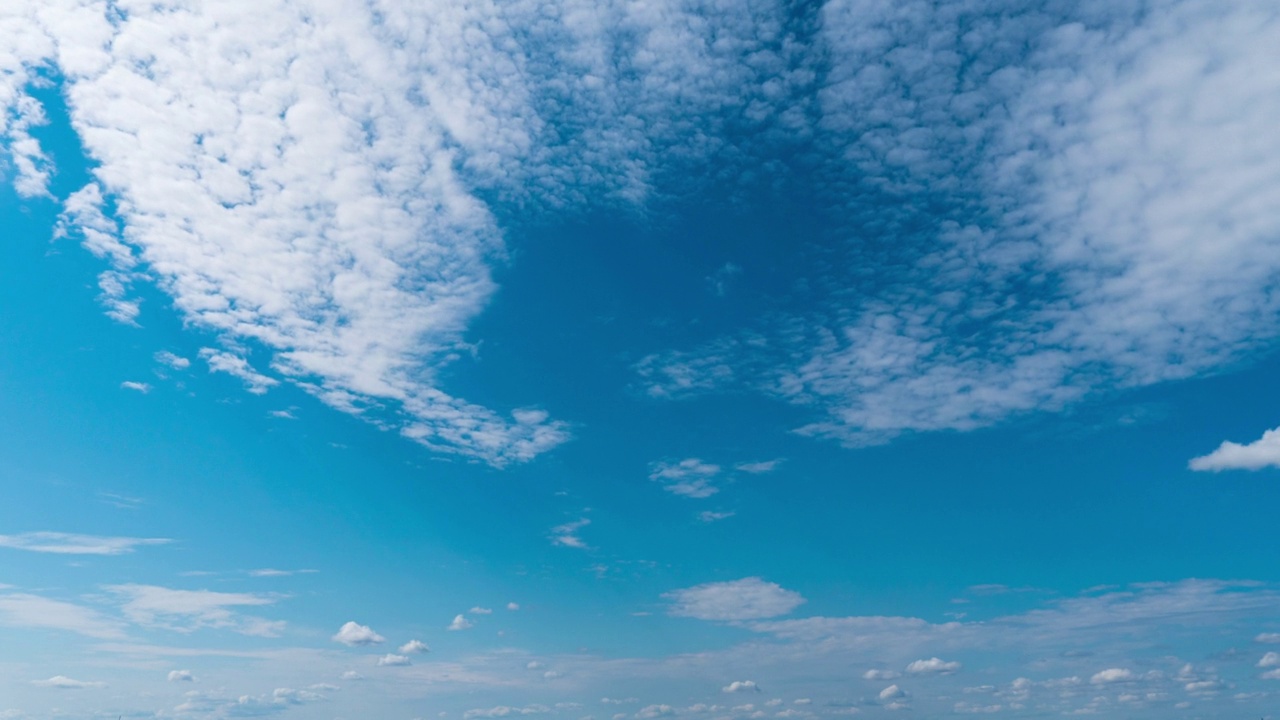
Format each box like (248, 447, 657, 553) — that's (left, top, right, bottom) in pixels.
(31, 676, 105, 690)
(0, 593, 128, 639)
(0, 531, 169, 555)
(649, 459, 721, 498)
(120, 381, 151, 393)
(550, 518, 591, 549)
(105, 584, 283, 636)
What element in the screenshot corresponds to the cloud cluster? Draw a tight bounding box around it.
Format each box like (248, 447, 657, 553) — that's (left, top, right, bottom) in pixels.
(665, 577, 804, 621)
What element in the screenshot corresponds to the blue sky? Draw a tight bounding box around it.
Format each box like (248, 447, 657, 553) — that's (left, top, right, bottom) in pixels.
(3, 0, 1280, 718)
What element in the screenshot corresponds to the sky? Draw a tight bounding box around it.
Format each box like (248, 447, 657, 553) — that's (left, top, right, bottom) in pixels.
(1, 0, 1280, 718)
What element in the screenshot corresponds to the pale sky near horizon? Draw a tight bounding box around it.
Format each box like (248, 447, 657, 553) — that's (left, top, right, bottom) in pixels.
(3, 0, 1280, 718)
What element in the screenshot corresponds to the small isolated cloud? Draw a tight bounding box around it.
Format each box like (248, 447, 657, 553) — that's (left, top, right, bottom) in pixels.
(906, 657, 962, 675)
(470, 606, 493, 615)
(665, 577, 805, 621)
(735, 460, 781, 475)
(248, 568, 316, 577)
(1189, 427, 1280, 471)
(121, 381, 151, 394)
(268, 410, 296, 420)
(507, 602, 520, 611)
(332, 621, 385, 646)
(650, 459, 721, 498)
(551, 518, 590, 549)
(724, 681, 761, 693)
(448, 614, 473, 631)
(155, 351, 191, 370)
(707, 262, 742, 297)
(0, 531, 169, 555)
(635, 704, 674, 719)
(167, 670, 194, 682)
(199, 348, 279, 394)
(864, 669, 900, 681)
(399, 640, 429, 654)
(1258, 652, 1280, 668)
(377, 654, 411, 667)
(1258, 633, 1280, 643)
(1090, 668, 1134, 684)
(32, 676, 105, 689)
(698, 511, 735, 523)
(340, 671, 363, 681)
(878, 685, 905, 701)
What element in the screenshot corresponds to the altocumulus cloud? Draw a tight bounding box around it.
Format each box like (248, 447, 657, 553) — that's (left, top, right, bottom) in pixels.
(665, 577, 805, 621)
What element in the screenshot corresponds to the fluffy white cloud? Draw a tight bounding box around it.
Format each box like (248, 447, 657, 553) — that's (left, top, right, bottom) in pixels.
(1189, 427, 1280, 471)
(31, 676, 105, 689)
(120, 381, 151, 393)
(863, 669, 900, 681)
(167, 670, 194, 682)
(106, 584, 283, 636)
(0, 531, 169, 555)
(905, 658, 961, 675)
(377, 653, 411, 667)
(878, 685, 905, 701)
(1258, 652, 1280, 668)
(1258, 633, 1280, 643)
(506, 602, 520, 611)
(332, 621, 385, 646)
(448, 614, 474, 631)
(723, 681, 760, 693)
(665, 577, 805, 621)
(1090, 668, 1134, 684)
(698, 511, 735, 523)
(399, 640, 430, 654)
(735, 460, 781, 475)
(155, 351, 190, 370)
(470, 606, 493, 615)
(464, 705, 550, 719)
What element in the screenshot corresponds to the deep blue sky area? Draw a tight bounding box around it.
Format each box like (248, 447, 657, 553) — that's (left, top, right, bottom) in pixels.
(3, 1, 1280, 719)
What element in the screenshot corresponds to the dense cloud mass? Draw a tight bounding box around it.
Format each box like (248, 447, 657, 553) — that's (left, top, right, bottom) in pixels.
(4, 0, 1280, 456)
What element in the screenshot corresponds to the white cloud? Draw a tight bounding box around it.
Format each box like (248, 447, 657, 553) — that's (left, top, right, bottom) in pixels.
(448, 614, 474, 631)
(724, 681, 760, 693)
(650, 458, 721, 498)
(199, 349, 279, 395)
(635, 705, 674, 719)
(0, 593, 127, 639)
(339, 671, 364, 681)
(1258, 633, 1280, 643)
(665, 577, 805, 621)
(470, 606, 493, 615)
(167, 670, 194, 682)
(399, 640, 430, 654)
(332, 621, 385, 646)
(698, 511, 735, 523)
(905, 657, 961, 675)
(1258, 652, 1280, 668)
(0, 531, 169, 555)
(1263, 669, 1280, 680)
(377, 653, 411, 667)
(1090, 668, 1134, 684)
(120, 381, 151, 393)
(248, 568, 316, 577)
(106, 584, 283, 636)
(155, 351, 191, 370)
(31, 676, 105, 689)
(464, 705, 550, 720)
(1189, 427, 1280, 471)
(878, 685, 905, 701)
(507, 602, 520, 611)
(551, 518, 590, 549)
(735, 460, 781, 475)
(863, 669, 900, 681)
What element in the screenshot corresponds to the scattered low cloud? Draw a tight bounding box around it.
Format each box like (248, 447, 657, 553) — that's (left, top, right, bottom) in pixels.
(1189, 427, 1280, 471)
(0, 531, 170, 555)
(1258, 652, 1279, 668)
(1257, 633, 1280, 643)
(735, 460, 781, 475)
(463, 705, 550, 719)
(120, 381, 151, 393)
(247, 568, 317, 578)
(399, 640, 430, 654)
(378, 653, 411, 667)
(470, 606, 493, 615)
(507, 602, 520, 611)
(863, 669, 900, 681)
(1090, 668, 1134, 684)
(698, 511, 735, 523)
(551, 518, 591, 549)
(199, 349, 279, 395)
(0, 593, 127, 639)
(665, 577, 805, 621)
(167, 670, 194, 682)
(906, 657, 961, 675)
(723, 681, 760, 693)
(155, 351, 191, 370)
(878, 685, 905, 701)
(31, 676, 105, 689)
(332, 621, 385, 646)
(650, 459, 721, 498)
(448, 614, 474, 631)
